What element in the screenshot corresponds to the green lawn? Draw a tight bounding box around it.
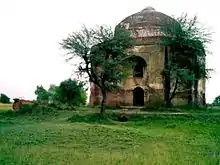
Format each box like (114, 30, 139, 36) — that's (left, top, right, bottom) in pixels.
(0, 110, 220, 165)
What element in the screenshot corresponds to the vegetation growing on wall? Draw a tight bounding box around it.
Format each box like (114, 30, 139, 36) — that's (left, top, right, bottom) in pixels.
(160, 14, 212, 107)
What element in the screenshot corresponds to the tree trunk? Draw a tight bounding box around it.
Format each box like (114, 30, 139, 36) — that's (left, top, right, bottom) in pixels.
(187, 81, 193, 107)
(100, 90, 106, 115)
(192, 53, 199, 108)
(169, 79, 178, 104)
(193, 79, 199, 108)
(202, 92, 206, 107)
(164, 46, 171, 107)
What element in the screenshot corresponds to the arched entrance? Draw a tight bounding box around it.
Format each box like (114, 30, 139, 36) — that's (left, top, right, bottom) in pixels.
(133, 57, 146, 78)
(125, 56, 146, 78)
(133, 87, 144, 106)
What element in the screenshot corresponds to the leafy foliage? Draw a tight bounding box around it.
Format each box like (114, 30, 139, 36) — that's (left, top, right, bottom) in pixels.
(0, 93, 10, 103)
(160, 14, 212, 106)
(212, 95, 220, 106)
(48, 84, 58, 103)
(60, 25, 134, 114)
(34, 85, 49, 102)
(55, 79, 87, 106)
(34, 79, 86, 107)
(16, 103, 56, 115)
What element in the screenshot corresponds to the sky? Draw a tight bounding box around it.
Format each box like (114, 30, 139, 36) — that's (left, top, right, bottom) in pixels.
(0, 0, 219, 103)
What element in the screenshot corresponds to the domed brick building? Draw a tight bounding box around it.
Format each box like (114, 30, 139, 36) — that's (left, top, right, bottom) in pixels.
(89, 7, 206, 107)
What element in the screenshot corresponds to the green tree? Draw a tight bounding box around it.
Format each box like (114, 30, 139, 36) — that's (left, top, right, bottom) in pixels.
(160, 14, 212, 107)
(34, 85, 49, 102)
(212, 96, 220, 106)
(60, 25, 134, 114)
(48, 84, 59, 103)
(0, 93, 10, 103)
(55, 79, 87, 106)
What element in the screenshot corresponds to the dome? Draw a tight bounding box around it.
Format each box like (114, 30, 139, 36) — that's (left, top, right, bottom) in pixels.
(141, 6, 156, 12)
(119, 7, 176, 38)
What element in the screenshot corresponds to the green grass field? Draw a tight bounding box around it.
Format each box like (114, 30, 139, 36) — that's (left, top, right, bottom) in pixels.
(0, 103, 12, 110)
(0, 110, 220, 165)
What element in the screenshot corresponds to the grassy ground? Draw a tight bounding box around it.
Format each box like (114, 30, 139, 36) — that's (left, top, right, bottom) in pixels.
(0, 103, 12, 110)
(0, 109, 220, 165)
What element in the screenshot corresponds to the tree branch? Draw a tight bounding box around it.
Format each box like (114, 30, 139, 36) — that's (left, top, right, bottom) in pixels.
(169, 78, 178, 102)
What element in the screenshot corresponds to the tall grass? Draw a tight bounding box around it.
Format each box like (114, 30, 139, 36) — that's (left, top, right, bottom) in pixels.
(0, 109, 220, 165)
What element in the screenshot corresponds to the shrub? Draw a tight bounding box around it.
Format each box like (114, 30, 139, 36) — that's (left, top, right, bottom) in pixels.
(0, 110, 15, 117)
(67, 111, 220, 125)
(48, 102, 76, 111)
(146, 93, 165, 109)
(55, 79, 87, 106)
(17, 104, 33, 114)
(16, 103, 56, 115)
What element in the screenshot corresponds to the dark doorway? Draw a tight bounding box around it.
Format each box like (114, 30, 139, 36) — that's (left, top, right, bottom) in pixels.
(133, 87, 144, 106)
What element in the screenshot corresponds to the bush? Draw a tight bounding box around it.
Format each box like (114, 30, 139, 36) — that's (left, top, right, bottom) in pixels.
(0, 110, 15, 117)
(55, 79, 87, 106)
(66, 111, 220, 126)
(146, 93, 165, 109)
(15, 103, 56, 115)
(48, 102, 76, 111)
(17, 104, 33, 114)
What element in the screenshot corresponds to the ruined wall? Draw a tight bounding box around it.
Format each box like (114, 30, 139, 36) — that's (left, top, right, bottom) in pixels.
(89, 43, 206, 107)
(121, 44, 165, 106)
(89, 43, 166, 107)
(90, 41, 205, 106)
(198, 79, 206, 105)
(89, 6, 206, 107)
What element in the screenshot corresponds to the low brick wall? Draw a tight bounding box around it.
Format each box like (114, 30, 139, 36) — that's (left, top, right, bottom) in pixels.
(12, 99, 32, 111)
